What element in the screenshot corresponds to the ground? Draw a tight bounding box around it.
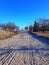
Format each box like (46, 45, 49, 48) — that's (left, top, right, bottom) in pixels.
(32, 31, 49, 38)
(0, 30, 17, 39)
(0, 32, 49, 65)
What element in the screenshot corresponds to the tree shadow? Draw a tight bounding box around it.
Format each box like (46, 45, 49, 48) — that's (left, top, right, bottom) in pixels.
(0, 49, 12, 56)
(28, 32, 49, 45)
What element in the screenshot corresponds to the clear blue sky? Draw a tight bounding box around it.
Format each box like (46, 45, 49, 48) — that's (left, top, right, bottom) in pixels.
(0, 0, 49, 29)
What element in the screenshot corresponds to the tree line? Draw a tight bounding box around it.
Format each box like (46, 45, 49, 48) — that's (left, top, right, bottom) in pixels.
(0, 18, 49, 32)
(25, 18, 49, 32)
(0, 22, 19, 31)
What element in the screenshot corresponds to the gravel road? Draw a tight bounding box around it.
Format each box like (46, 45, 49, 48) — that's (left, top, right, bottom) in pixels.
(0, 32, 49, 65)
(0, 32, 49, 49)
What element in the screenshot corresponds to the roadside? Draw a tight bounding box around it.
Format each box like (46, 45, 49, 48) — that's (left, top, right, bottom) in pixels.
(0, 30, 18, 40)
(30, 31, 49, 39)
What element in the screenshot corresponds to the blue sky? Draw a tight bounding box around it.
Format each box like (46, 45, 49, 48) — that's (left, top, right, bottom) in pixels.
(0, 0, 49, 29)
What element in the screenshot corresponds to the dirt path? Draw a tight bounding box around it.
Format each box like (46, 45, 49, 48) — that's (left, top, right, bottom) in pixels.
(0, 32, 49, 65)
(0, 32, 48, 49)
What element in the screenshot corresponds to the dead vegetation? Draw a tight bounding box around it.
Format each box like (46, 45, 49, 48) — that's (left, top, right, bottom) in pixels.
(32, 31, 49, 38)
(0, 30, 18, 39)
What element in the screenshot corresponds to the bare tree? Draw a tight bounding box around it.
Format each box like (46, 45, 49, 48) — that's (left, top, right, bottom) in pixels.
(0, 22, 19, 31)
(38, 18, 49, 32)
(7, 22, 16, 30)
(33, 21, 39, 32)
(15, 26, 19, 31)
(25, 26, 28, 30)
(29, 25, 33, 32)
(0, 24, 7, 30)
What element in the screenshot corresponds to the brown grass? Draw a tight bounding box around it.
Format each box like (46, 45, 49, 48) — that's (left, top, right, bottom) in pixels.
(0, 30, 18, 39)
(32, 31, 49, 38)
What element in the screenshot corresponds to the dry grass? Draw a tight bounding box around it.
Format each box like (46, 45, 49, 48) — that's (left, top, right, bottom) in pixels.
(32, 31, 49, 38)
(0, 30, 17, 39)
